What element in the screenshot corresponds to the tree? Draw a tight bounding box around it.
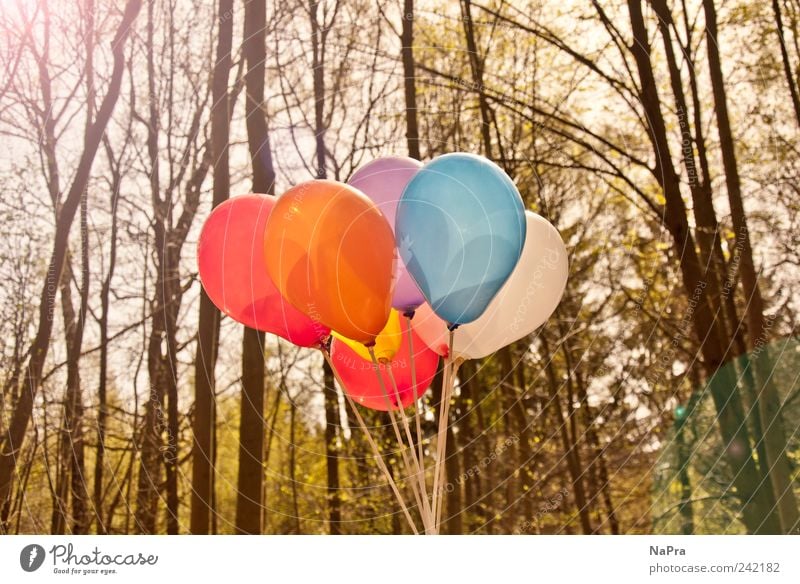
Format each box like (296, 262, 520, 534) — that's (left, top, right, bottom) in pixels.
(401, 0, 421, 159)
(703, 0, 799, 534)
(0, 0, 797, 537)
(235, 0, 276, 534)
(0, 0, 143, 533)
(772, 0, 800, 127)
(134, 0, 213, 533)
(191, 0, 235, 536)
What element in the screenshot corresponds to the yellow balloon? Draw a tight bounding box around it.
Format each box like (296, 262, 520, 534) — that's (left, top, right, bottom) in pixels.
(333, 310, 402, 362)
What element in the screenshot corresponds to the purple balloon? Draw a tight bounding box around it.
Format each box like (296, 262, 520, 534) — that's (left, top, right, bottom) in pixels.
(349, 156, 425, 312)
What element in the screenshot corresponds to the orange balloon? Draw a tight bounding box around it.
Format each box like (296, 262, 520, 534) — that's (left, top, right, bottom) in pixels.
(263, 180, 395, 344)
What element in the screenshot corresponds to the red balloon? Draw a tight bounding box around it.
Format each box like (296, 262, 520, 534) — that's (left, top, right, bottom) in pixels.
(330, 317, 438, 411)
(197, 194, 329, 347)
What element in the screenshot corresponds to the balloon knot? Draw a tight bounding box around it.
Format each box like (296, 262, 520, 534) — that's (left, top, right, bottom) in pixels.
(319, 336, 332, 353)
(402, 309, 416, 319)
(447, 322, 460, 332)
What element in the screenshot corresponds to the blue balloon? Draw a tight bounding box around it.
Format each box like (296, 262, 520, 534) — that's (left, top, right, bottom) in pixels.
(395, 153, 527, 325)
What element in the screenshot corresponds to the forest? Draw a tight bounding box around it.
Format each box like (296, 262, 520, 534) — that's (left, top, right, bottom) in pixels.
(0, 0, 799, 535)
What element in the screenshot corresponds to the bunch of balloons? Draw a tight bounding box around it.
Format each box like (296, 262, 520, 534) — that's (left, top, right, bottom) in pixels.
(197, 153, 568, 533)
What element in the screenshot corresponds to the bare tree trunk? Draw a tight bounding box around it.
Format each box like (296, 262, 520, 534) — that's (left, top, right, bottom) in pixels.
(191, 0, 234, 535)
(539, 335, 592, 534)
(95, 133, 124, 534)
(659, 0, 772, 490)
(322, 363, 342, 534)
(627, 0, 779, 534)
(506, 350, 537, 529)
(0, 0, 142, 531)
(672, 1, 750, 363)
(550, 378, 592, 534)
(52, 265, 79, 535)
(135, 336, 164, 533)
(262, 370, 284, 532)
(454, 360, 478, 532)
(472, 384, 494, 532)
(772, 0, 800, 127)
(500, 348, 527, 534)
(236, 329, 265, 534)
(234, 0, 278, 536)
(288, 397, 301, 533)
(558, 319, 619, 535)
(652, 0, 733, 347)
(460, 0, 492, 159)
(41, 5, 92, 533)
(70, 224, 90, 537)
(68, 0, 95, 535)
(135, 0, 209, 534)
(310, 0, 328, 181)
(164, 317, 180, 534)
(135, 0, 166, 534)
(243, 0, 276, 195)
(703, 0, 799, 534)
(310, 0, 343, 534)
(401, 0, 421, 160)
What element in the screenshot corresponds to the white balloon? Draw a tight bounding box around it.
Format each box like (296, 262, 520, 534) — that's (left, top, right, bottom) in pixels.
(413, 212, 568, 360)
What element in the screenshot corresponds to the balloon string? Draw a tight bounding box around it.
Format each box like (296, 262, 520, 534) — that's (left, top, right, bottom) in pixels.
(431, 366, 449, 533)
(367, 346, 428, 532)
(430, 363, 446, 531)
(386, 364, 434, 532)
(431, 329, 455, 533)
(321, 348, 419, 534)
(405, 316, 427, 508)
(436, 356, 460, 532)
(434, 330, 459, 533)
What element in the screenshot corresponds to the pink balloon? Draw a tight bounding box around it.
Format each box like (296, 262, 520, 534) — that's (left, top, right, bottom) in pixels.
(330, 316, 438, 411)
(197, 194, 329, 347)
(348, 156, 425, 312)
(410, 303, 450, 357)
